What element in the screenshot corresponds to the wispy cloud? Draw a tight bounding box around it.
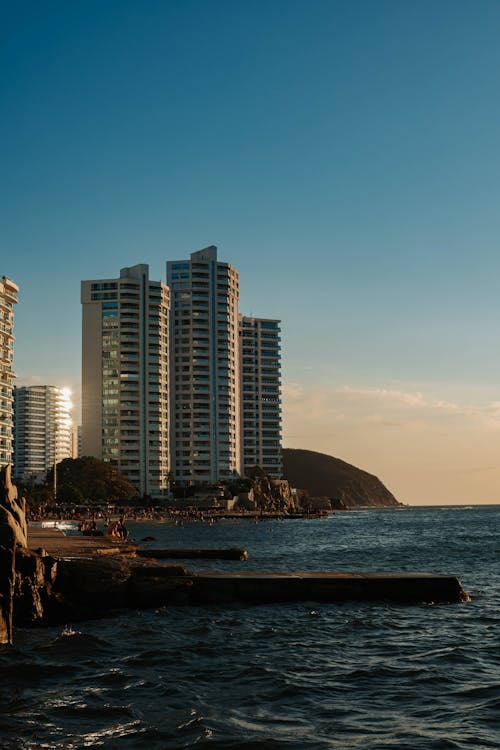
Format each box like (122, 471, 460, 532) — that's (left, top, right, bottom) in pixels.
(336, 385, 466, 413)
(282, 380, 500, 431)
(282, 379, 500, 504)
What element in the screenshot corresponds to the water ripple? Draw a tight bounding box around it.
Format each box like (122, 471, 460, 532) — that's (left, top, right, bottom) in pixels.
(2, 506, 499, 750)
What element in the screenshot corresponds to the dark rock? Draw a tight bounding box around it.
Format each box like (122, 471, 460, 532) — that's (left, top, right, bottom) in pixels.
(54, 556, 132, 618)
(137, 548, 248, 560)
(128, 564, 193, 608)
(131, 563, 188, 577)
(14, 575, 45, 626)
(0, 465, 27, 643)
(42, 555, 58, 585)
(50, 558, 191, 620)
(0, 506, 23, 550)
(331, 498, 349, 510)
(7, 549, 53, 628)
(0, 545, 14, 643)
(0, 465, 27, 547)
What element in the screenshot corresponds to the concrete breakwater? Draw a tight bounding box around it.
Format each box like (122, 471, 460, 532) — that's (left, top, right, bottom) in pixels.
(6, 527, 468, 635)
(10, 547, 470, 633)
(136, 547, 249, 560)
(2, 509, 470, 642)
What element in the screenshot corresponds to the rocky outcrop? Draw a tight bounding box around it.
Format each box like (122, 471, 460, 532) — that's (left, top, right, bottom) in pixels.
(13, 547, 56, 627)
(15, 557, 192, 624)
(236, 468, 300, 513)
(0, 465, 28, 643)
(6, 545, 194, 630)
(10, 553, 470, 616)
(0, 466, 64, 639)
(282, 449, 401, 508)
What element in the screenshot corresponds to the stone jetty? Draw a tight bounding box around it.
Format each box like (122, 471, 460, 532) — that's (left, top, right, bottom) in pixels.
(136, 547, 249, 560)
(24, 527, 468, 623)
(185, 570, 468, 605)
(0, 473, 470, 643)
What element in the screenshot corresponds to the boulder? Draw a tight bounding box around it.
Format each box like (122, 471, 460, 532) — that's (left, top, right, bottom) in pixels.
(0, 465, 27, 644)
(0, 465, 27, 547)
(53, 556, 132, 619)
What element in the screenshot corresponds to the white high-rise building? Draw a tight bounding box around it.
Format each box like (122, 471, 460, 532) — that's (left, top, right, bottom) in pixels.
(0, 276, 18, 469)
(239, 316, 282, 477)
(167, 246, 241, 483)
(13, 386, 73, 483)
(81, 264, 170, 497)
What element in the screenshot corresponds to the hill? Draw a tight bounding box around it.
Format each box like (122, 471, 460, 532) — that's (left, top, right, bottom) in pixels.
(282, 449, 401, 508)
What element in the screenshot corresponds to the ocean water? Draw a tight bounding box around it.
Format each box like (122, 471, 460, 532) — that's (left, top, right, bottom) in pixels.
(1, 505, 498, 749)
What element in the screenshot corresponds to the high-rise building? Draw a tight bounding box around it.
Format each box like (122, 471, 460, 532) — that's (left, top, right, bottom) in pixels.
(167, 246, 241, 483)
(13, 385, 73, 483)
(81, 264, 170, 497)
(239, 316, 282, 477)
(0, 276, 18, 469)
(74, 424, 81, 458)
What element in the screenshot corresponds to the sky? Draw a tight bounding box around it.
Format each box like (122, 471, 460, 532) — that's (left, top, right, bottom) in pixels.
(2, 0, 500, 505)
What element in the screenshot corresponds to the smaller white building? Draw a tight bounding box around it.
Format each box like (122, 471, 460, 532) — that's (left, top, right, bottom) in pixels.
(13, 385, 74, 483)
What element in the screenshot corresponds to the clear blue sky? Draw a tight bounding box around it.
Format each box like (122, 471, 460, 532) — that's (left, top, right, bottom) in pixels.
(3, 0, 500, 503)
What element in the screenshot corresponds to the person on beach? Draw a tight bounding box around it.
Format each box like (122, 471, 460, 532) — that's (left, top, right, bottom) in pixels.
(117, 517, 128, 540)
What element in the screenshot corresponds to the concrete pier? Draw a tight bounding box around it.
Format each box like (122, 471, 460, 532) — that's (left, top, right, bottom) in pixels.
(137, 547, 249, 560)
(184, 571, 469, 604)
(27, 526, 469, 608)
(28, 526, 137, 557)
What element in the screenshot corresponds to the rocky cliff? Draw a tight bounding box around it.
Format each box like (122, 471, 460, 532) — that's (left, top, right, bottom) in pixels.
(0, 465, 28, 643)
(282, 449, 401, 508)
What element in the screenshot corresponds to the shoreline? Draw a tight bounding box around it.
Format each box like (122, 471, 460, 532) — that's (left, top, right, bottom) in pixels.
(29, 509, 334, 529)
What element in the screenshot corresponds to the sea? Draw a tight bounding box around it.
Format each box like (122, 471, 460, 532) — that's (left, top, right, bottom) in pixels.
(1, 505, 498, 750)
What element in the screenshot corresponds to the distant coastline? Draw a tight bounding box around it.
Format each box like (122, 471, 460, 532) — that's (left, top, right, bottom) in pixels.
(282, 448, 402, 508)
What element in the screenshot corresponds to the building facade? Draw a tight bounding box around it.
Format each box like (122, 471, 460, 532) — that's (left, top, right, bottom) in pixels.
(167, 246, 241, 483)
(13, 385, 73, 483)
(0, 276, 18, 469)
(81, 264, 170, 497)
(239, 316, 282, 477)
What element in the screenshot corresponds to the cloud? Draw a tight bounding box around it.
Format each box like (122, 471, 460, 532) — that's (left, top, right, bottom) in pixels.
(336, 385, 464, 412)
(281, 382, 304, 400)
(282, 380, 500, 432)
(338, 385, 428, 407)
(282, 379, 500, 504)
(457, 464, 500, 475)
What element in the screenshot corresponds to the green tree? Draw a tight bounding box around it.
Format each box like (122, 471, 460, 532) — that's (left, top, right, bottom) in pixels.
(47, 457, 137, 504)
(16, 480, 52, 508)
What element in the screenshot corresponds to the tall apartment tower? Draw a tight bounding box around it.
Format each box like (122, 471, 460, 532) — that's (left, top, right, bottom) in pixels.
(167, 246, 241, 483)
(0, 276, 18, 469)
(239, 316, 282, 477)
(13, 385, 73, 482)
(81, 265, 170, 497)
